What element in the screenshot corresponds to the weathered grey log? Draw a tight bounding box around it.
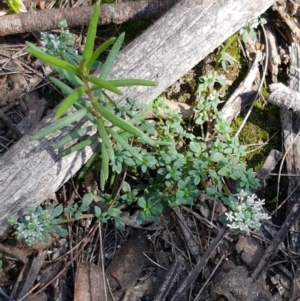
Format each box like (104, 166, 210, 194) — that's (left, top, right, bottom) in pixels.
(0, 0, 276, 236)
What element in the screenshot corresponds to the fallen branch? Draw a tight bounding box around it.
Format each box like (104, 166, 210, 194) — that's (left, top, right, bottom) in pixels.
(221, 51, 263, 123)
(0, 0, 179, 36)
(268, 82, 300, 112)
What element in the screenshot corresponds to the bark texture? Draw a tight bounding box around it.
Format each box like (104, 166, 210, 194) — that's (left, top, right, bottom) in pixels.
(269, 82, 300, 112)
(0, 0, 276, 235)
(0, 0, 179, 36)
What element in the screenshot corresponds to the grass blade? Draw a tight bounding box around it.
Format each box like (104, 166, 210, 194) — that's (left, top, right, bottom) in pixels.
(32, 108, 87, 140)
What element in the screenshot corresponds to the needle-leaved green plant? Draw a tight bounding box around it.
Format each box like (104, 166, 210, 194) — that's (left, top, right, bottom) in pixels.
(27, 1, 169, 191)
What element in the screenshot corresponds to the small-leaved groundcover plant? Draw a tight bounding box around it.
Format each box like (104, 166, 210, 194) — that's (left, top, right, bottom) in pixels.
(9, 9, 270, 246)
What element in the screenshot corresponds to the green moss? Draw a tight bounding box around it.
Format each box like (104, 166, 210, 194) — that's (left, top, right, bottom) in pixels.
(232, 99, 281, 171)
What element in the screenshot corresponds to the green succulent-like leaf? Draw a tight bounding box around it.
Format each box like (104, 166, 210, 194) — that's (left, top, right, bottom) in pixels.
(138, 198, 146, 209)
(51, 218, 63, 225)
(114, 219, 125, 231)
(49, 226, 68, 237)
(86, 37, 116, 70)
(53, 125, 96, 149)
(82, 1, 100, 63)
(94, 206, 102, 217)
(94, 102, 156, 147)
(189, 141, 201, 154)
(26, 42, 79, 75)
(79, 193, 93, 212)
(78, 145, 102, 178)
(96, 119, 115, 162)
(59, 136, 99, 157)
(32, 108, 87, 140)
(209, 152, 224, 162)
(100, 32, 125, 79)
(87, 75, 122, 95)
(100, 142, 109, 191)
(49, 77, 97, 123)
(107, 79, 157, 87)
(51, 205, 64, 219)
(53, 67, 84, 88)
(107, 208, 121, 218)
(50, 76, 73, 96)
(55, 85, 87, 119)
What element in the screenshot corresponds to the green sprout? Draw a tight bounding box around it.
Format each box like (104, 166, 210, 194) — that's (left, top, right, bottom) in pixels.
(6, 0, 27, 13)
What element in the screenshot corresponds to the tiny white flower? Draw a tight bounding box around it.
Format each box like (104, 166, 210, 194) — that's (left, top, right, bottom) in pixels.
(255, 198, 265, 206)
(226, 192, 270, 233)
(225, 211, 235, 222)
(227, 222, 239, 229)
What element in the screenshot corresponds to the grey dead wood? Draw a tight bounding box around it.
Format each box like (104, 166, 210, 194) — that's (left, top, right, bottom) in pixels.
(0, 0, 276, 236)
(269, 43, 300, 253)
(153, 260, 182, 301)
(256, 149, 283, 185)
(173, 207, 201, 261)
(251, 197, 300, 281)
(221, 51, 262, 124)
(268, 82, 300, 112)
(290, 267, 300, 301)
(252, 43, 300, 282)
(169, 225, 229, 301)
(15, 251, 47, 301)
